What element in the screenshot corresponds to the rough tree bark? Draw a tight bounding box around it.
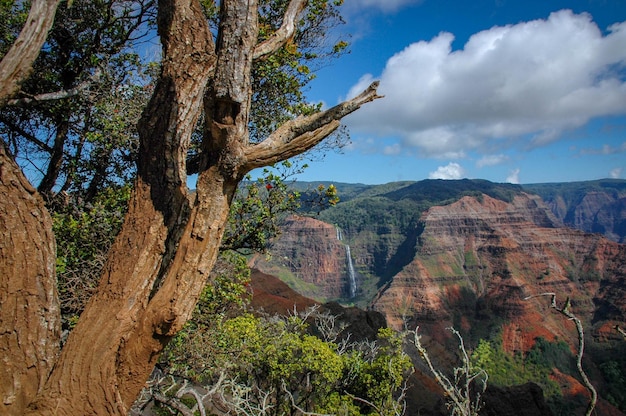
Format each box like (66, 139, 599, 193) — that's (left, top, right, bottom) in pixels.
(2, 0, 382, 414)
(0, 144, 60, 416)
(0, 1, 62, 415)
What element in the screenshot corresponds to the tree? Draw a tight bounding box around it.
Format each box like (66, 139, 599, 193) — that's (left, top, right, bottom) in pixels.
(149, 296, 412, 416)
(412, 327, 488, 416)
(0, 0, 61, 104)
(0, 1, 62, 414)
(1, 0, 155, 201)
(0, 0, 381, 415)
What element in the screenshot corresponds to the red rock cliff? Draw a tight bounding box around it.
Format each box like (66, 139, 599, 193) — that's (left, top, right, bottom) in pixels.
(250, 215, 350, 301)
(371, 193, 626, 350)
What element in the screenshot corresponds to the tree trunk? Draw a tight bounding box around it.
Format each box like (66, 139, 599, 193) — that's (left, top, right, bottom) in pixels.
(25, 0, 218, 413)
(3, 0, 381, 414)
(0, 144, 60, 416)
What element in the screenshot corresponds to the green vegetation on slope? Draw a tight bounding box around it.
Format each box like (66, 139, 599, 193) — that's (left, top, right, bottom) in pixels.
(161, 256, 414, 415)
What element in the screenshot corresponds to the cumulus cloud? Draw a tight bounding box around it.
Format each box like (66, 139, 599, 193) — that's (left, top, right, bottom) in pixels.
(345, 10, 626, 159)
(610, 167, 623, 179)
(506, 168, 521, 184)
(429, 162, 465, 179)
(345, 0, 423, 13)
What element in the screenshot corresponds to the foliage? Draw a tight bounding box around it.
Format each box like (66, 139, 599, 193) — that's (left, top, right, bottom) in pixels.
(470, 337, 561, 399)
(222, 160, 339, 253)
(160, 294, 413, 415)
(384, 179, 523, 205)
(0, 0, 29, 56)
(1, 0, 155, 200)
(524, 179, 626, 205)
(526, 337, 576, 375)
(250, 0, 347, 144)
(52, 185, 131, 320)
(599, 360, 626, 410)
(161, 251, 252, 382)
(0, 0, 382, 414)
(343, 327, 413, 415)
(317, 179, 525, 236)
(222, 162, 304, 253)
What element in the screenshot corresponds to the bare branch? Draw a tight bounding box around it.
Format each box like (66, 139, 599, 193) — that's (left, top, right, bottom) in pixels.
(524, 293, 597, 416)
(411, 327, 487, 416)
(153, 392, 195, 416)
(0, 113, 53, 153)
(616, 325, 626, 340)
(6, 69, 101, 107)
(0, 0, 62, 106)
(254, 0, 307, 60)
(243, 81, 382, 170)
(176, 381, 208, 416)
(344, 392, 384, 415)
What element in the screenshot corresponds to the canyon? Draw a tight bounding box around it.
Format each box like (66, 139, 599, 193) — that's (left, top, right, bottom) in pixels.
(250, 179, 626, 415)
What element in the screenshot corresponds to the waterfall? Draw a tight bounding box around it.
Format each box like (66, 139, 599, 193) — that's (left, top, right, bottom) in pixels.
(337, 226, 355, 298)
(345, 244, 356, 298)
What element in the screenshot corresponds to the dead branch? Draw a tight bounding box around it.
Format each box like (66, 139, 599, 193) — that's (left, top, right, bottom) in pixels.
(153, 391, 195, 416)
(243, 81, 382, 170)
(411, 327, 487, 416)
(6, 69, 101, 107)
(524, 293, 597, 416)
(616, 325, 626, 340)
(281, 380, 333, 416)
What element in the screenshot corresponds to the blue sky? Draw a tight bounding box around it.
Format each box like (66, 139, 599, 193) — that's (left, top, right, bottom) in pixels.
(292, 0, 626, 185)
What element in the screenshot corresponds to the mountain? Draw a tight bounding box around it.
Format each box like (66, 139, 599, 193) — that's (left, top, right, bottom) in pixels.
(252, 178, 626, 415)
(524, 179, 626, 243)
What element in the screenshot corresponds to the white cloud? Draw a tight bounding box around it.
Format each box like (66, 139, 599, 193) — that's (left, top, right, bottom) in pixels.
(506, 168, 521, 184)
(610, 167, 623, 179)
(428, 162, 465, 179)
(477, 154, 509, 168)
(345, 10, 626, 158)
(345, 0, 423, 13)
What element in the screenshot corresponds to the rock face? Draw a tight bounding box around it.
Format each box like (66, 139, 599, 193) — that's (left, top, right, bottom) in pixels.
(372, 193, 626, 338)
(560, 192, 626, 243)
(249, 270, 386, 343)
(526, 180, 626, 243)
(250, 215, 351, 301)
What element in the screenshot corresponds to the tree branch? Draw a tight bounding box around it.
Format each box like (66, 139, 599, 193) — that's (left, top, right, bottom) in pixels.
(0, 113, 54, 153)
(0, 0, 62, 106)
(616, 325, 626, 340)
(412, 327, 486, 416)
(243, 81, 382, 170)
(524, 293, 597, 416)
(153, 392, 195, 416)
(253, 0, 307, 60)
(6, 69, 101, 107)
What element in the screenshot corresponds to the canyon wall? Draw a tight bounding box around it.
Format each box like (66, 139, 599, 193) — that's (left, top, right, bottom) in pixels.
(250, 215, 351, 301)
(371, 193, 626, 339)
